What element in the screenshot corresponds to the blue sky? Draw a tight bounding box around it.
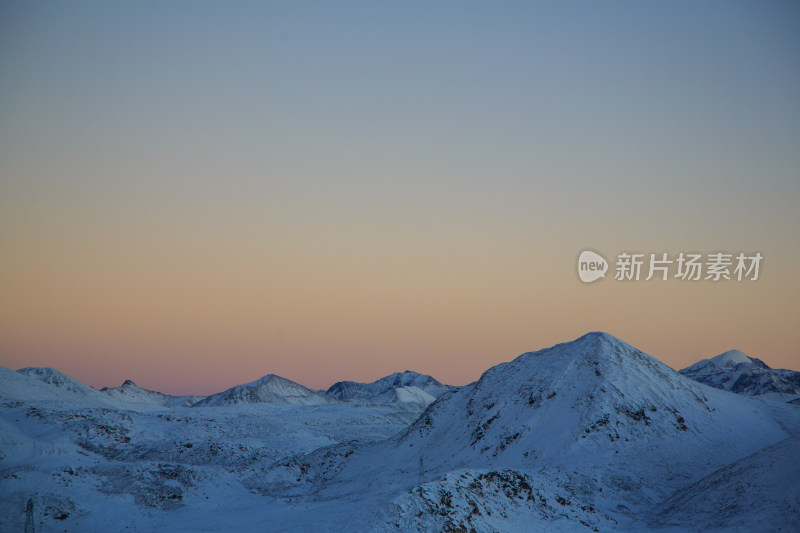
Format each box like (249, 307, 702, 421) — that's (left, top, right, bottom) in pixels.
(1, 1, 798, 392)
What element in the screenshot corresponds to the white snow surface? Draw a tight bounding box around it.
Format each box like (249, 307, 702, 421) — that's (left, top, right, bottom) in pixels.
(653, 435, 800, 532)
(2, 332, 799, 532)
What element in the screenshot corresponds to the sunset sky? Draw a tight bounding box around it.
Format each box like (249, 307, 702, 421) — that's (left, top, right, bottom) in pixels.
(1, 1, 798, 395)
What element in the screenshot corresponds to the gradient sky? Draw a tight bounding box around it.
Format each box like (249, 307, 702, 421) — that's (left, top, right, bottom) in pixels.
(1, 1, 798, 395)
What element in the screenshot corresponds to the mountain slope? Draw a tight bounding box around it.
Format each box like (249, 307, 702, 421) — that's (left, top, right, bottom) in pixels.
(653, 435, 800, 532)
(680, 349, 800, 398)
(325, 371, 451, 405)
(193, 374, 336, 407)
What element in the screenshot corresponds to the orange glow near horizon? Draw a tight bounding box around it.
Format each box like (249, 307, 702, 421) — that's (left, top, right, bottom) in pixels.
(2, 221, 798, 395)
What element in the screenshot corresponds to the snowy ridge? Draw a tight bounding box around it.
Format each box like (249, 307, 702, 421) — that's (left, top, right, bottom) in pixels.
(17, 367, 103, 397)
(3, 367, 116, 407)
(101, 380, 205, 407)
(680, 349, 800, 399)
(325, 370, 451, 405)
(193, 374, 336, 407)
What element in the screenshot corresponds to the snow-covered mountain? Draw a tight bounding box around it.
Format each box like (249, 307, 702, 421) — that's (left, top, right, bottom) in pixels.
(101, 379, 205, 407)
(4, 333, 800, 532)
(4, 367, 117, 407)
(256, 332, 800, 531)
(17, 367, 102, 397)
(193, 374, 336, 407)
(325, 370, 451, 405)
(680, 349, 800, 399)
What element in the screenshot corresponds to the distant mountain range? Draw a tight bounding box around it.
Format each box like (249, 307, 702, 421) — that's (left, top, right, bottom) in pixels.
(680, 349, 800, 401)
(10, 367, 453, 408)
(12, 345, 800, 412)
(12, 347, 800, 412)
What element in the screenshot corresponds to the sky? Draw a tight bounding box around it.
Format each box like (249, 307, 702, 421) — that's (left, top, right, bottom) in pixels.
(1, 1, 798, 395)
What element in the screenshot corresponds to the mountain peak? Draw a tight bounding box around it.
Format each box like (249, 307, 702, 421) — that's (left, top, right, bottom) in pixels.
(680, 350, 798, 398)
(194, 373, 334, 407)
(553, 331, 630, 356)
(326, 371, 450, 405)
(245, 374, 279, 387)
(578, 330, 620, 342)
(100, 379, 205, 407)
(710, 350, 754, 369)
(512, 331, 650, 372)
(404, 332, 693, 457)
(682, 349, 767, 375)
